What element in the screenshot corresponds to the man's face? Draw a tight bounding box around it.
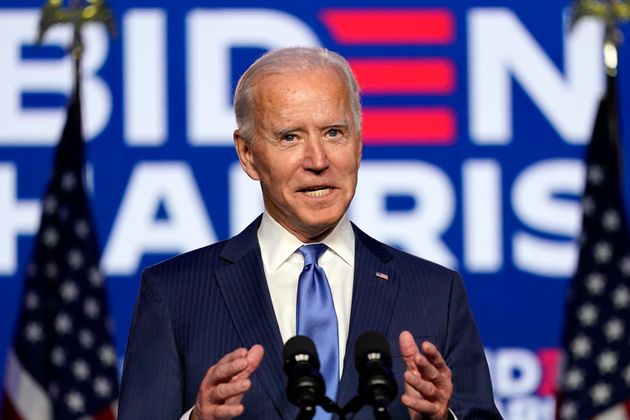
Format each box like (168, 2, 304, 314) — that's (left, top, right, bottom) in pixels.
(235, 68, 362, 242)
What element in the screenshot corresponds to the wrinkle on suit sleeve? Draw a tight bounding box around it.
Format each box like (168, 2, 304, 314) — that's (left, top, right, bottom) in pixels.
(118, 268, 184, 420)
(443, 272, 503, 419)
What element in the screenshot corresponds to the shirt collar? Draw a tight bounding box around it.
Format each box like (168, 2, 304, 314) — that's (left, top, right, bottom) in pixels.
(258, 212, 355, 274)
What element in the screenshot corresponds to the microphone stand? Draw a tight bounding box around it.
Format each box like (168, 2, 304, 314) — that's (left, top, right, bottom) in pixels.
(303, 395, 392, 420)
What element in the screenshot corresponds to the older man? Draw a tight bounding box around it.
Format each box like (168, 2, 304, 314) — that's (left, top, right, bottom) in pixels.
(118, 47, 501, 420)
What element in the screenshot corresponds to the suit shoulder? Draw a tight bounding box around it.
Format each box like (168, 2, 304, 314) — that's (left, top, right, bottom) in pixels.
(145, 239, 229, 275)
(139, 239, 231, 298)
(390, 245, 458, 279)
(354, 224, 459, 278)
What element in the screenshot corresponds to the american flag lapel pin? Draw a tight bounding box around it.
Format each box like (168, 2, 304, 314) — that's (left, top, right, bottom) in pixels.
(375, 272, 389, 281)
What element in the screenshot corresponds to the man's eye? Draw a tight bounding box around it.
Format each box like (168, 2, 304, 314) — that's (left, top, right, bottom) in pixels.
(284, 134, 297, 142)
(327, 129, 339, 137)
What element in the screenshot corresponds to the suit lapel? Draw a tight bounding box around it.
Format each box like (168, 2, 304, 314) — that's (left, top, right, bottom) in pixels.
(337, 226, 400, 408)
(214, 219, 400, 416)
(215, 217, 295, 419)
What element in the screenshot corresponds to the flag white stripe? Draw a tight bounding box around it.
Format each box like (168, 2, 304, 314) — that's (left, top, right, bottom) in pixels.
(4, 349, 52, 420)
(594, 403, 630, 420)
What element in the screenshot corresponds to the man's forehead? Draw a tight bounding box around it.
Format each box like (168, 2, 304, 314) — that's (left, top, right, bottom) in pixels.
(253, 68, 346, 97)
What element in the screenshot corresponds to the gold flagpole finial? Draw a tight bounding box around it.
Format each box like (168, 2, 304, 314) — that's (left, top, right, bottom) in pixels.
(37, 0, 116, 60)
(571, 0, 630, 75)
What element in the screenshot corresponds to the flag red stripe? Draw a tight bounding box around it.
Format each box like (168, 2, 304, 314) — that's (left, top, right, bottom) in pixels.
(350, 58, 455, 94)
(362, 107, 456, 145)
(2, 392, 24, 420)
(320, 9, 455, 45)
(94, 405, 116, 420)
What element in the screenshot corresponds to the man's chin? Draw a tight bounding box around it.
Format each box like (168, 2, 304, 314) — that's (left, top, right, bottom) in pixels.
(297, 217, 343, 242)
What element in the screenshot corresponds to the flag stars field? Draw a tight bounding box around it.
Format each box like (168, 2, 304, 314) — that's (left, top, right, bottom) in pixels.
(89, 267, 103, 286)
(586, 272, 605, 295)
(44, 196, 58, 214)
(612, 286, 630, 309)
(603, 318, 624, 341)
(602, 209, 620, 231)
(24, 322, 43, 343)
(590, 383, 612, 406)
(593, 241, 613, 264)
(61, 172, 77, 192)
(51, 347, 66, 366)
(557, 69, 630, 418)
(560, 401, 578, 420)
(43, 227, 59, 248)
(565, 368, 585, 390)
(60, 280, 79, 302)
(571, 335, 592, 358)
(72, 359, 90, 381)
(84, 298, 101, 318)
(79, 329, 95, 348)
(65, 390, 85, 413)
(55, 313, 73, 335)
(94, 376, 112, 398)
(45, 262, 59, 279)
(620, 256, 630, 276)
(596, 350, 618, 373)
(74, 219, 90, 238)
(99, 345, 117, 367)
(67, 249, 85, 270)
(583, 196, 596, 216)
(577, 303, 598, 326)
(24, 291, 39, 310)
(587, 164, 605, 185)
(2, 90, 118, 419)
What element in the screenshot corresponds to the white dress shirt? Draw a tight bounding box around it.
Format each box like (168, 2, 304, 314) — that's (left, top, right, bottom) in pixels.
(257, 211, 355, 375)
(180, 213, 354, 419)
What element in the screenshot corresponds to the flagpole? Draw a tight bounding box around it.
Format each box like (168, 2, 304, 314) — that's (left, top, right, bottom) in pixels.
(555, 2, 630, 420)
(1, 3, 120, 419)
(36, 0, 116, 98)
(572, 0, 629, 170)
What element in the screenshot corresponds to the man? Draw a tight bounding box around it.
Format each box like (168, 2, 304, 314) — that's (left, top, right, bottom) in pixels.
(118, 47, 501, 420)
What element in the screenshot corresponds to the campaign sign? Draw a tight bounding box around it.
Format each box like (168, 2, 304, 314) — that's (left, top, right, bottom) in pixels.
(1, 0, 629, 418)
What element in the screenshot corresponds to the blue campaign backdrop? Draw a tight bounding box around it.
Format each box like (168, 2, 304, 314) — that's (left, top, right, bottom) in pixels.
(1, 0, 629, 417)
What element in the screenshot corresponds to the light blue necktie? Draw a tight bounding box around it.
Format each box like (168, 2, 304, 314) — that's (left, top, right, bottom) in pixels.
(297, 244, 339, 419)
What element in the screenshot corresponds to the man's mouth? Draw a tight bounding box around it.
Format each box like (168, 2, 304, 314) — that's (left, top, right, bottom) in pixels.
(301, 187, 332, 197)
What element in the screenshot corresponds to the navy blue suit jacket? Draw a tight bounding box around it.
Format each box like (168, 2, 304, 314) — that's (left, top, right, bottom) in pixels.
(118, 217, 501, 419)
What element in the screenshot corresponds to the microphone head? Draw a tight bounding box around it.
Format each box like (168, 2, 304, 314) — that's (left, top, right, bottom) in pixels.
(354, 331, 397, 408)
(284, 335, 320, 373)
(283, 335, 325, 409)
(355, 331, 393, 371)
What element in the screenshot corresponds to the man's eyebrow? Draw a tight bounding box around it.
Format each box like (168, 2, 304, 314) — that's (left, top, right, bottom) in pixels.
(273, 127, 301, 138)
(324, 122, 349, 129)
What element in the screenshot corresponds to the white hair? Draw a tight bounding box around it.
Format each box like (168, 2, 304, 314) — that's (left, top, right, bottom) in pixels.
(233, 47, 362, 142)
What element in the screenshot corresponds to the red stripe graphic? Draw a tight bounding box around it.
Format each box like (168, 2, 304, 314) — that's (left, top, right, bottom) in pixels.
(362, 107, 456, 145)
(320, 9, 455, 45)
(1, 393, 24, 420)
(350, 58, 455, 95)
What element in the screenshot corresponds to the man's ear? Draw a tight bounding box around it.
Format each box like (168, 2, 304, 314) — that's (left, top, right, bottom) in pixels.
(234, 130, 260, 180)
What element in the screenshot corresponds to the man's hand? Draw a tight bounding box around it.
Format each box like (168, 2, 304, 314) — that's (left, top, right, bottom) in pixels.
(191, 345, 264, 420)
(399, 331, 453, 420)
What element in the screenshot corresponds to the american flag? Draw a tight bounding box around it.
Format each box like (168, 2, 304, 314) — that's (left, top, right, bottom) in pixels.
(1, 89, 119, 419)
(557, 72, 630, 419)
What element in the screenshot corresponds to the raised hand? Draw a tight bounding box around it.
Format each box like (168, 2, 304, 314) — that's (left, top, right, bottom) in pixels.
(191, 345, 264, 420)
(399, 331, 453, 420)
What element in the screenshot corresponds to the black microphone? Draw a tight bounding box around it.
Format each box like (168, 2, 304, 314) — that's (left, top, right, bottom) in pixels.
(283, 336, 326, 417)
(355, 331, 398, 416)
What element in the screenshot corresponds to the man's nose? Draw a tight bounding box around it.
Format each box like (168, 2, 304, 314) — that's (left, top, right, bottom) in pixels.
(303, 138, 329, 171)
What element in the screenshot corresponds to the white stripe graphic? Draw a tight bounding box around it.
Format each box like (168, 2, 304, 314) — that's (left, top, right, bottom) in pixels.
(595, 403, 630, 420)
(4, 350, 52, 420)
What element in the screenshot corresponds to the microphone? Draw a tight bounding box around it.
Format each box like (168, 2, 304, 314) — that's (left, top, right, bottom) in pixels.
(355, 331, 398, 416)
(283, 336, 326, 417)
